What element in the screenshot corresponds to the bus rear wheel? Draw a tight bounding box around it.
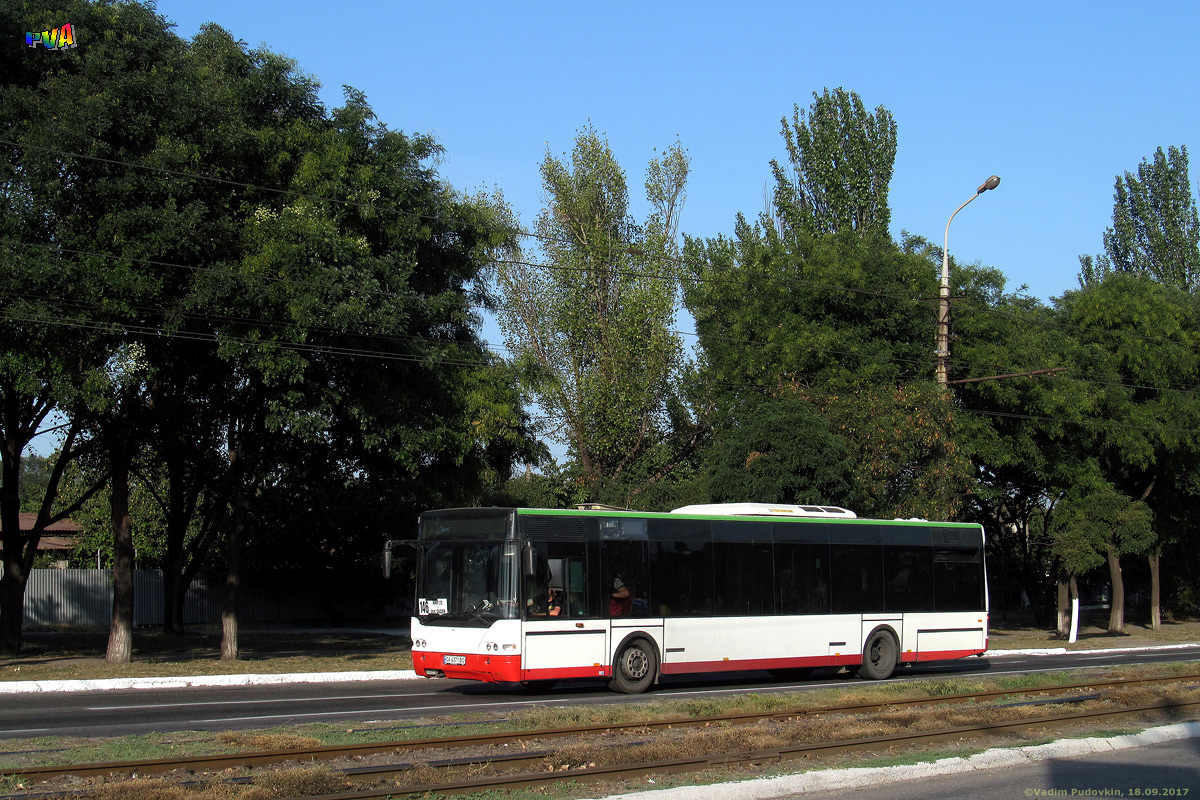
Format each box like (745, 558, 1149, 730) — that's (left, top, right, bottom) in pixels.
(858, 629, 898, 680)
(609, 639, 657, 694)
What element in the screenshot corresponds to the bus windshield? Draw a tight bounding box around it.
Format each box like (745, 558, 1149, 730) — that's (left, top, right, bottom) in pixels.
(416, 540, 520, 625)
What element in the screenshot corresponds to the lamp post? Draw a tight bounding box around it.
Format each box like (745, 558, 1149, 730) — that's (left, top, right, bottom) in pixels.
(936, 174, 1000, 389)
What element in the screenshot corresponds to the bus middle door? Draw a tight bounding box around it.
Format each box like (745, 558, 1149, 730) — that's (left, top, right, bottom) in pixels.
(522, 550, 607, 680)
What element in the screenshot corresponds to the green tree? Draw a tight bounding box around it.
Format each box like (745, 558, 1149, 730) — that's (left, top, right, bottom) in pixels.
(705, 392, 856, 506)
(683, 94, 965, 519)
(1080, 146, 1200, 292)
(56, 447, 169, 569)
(1054, 273, 1200, 630)
(1078, 146, 1200, 627)
(0, 0, 168, 655)
(496, 125, 691, 506)
(1051, 487, 1154, 633)
(1, 2, 283, 662)
(2, 3, 534, 659)
(949, 261, 1081, 625)
(16, 453, 51, 513)
(770, 87, 897, 238)
(683, 222, 966, 519)
(206, 86, 529, 657)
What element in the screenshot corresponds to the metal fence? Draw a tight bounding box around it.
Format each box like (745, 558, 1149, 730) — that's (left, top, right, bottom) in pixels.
(21, 569, 410, 628)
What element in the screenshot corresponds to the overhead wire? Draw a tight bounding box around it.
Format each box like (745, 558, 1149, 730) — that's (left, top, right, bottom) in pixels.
(6, 137, 1200, 427)
(5, 233, 1198, 400)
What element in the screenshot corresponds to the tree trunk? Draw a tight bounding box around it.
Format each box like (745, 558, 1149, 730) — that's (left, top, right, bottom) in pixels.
(163, 566, 183, 636)
(106, 447, 135, 664)
(1106, 548, 1125, 634)
(220, 482, 248, 662)
(1148, 550, 1161, 630)
(162, 462, 184, 636)
(162, 477, 187, 637)
(1056, 567, 1070, 638)
(0, 555, 29, 656)
(0, 426, 29, 656)
(161, 446, 200, 636)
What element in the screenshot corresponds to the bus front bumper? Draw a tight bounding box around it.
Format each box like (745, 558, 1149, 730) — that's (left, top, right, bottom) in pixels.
(413, 651, 522, 683)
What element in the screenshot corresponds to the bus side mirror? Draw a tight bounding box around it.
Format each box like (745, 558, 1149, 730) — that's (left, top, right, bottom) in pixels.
(522, 544, 536, 579)
(383, 547, 393, 579)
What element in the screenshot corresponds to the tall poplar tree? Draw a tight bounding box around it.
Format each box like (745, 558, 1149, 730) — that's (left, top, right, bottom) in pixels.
(1054, 274, 1200, 630)
(1080, 145, 1200, 292)
(770, 87, 897, 238)
(496, 125, 690, 505)
(1077, 146, 1200, 627)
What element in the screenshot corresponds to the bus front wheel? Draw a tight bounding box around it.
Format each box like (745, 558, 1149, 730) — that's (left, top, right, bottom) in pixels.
(609, 639, 657, 694)
(857, 629, 898, 680)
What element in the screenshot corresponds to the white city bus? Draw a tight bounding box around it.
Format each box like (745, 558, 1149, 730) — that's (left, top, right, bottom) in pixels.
(403, 503, 988, 693)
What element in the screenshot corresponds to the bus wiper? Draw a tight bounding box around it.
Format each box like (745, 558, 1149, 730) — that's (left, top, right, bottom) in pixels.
(439, 600, 496, 621)
(464, 600, 498, 621)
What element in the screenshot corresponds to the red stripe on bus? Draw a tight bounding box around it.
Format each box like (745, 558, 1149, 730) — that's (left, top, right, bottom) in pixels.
(914, 648, 986, 662)
(413, 647, 986, 683)
(521, 665, 612, 681)
(660, 653, 862, 675)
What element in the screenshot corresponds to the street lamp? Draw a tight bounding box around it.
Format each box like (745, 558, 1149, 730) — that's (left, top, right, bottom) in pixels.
(936, 175, 1000, 389)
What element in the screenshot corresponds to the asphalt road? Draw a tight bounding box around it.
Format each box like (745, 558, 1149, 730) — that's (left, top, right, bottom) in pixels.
(2, 645, 1198, 740)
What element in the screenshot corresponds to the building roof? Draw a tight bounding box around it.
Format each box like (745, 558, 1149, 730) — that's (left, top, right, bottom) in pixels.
(5, 513, 83, 533)
(0, 513, 83, 551)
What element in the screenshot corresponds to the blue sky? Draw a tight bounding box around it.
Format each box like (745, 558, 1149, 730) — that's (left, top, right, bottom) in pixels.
(24, 1, 1200, 458)
(150, 0, 1200, 317)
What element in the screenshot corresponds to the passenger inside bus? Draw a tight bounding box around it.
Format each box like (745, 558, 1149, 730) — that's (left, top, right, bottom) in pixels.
(609, 576, 633, 616)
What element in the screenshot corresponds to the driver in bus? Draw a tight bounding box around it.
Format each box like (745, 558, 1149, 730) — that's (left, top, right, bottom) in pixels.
(547, 587, 564, 617)
(529, 586, 564, 617)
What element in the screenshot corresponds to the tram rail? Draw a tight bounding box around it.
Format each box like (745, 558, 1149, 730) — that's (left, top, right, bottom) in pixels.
(5, 671, 1200, 798)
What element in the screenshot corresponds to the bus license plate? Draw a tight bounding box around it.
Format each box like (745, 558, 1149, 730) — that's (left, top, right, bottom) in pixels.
(443, 655, 467, 666)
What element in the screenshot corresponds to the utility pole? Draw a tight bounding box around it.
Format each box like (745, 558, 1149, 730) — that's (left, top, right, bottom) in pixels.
(937, 175, 1001, 389)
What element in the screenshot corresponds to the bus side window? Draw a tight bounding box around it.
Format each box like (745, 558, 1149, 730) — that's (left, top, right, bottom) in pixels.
(526, 543, 590, 618)
(649, 540, 714, 617)
(602, 540, 649, 618)
(567, 557, 588, 616)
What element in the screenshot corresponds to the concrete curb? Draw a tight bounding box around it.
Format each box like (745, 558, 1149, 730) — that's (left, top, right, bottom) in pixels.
(582, 721, 1200, 800)
(0, 669, 421, 694)
(984, 642, 1200, 657)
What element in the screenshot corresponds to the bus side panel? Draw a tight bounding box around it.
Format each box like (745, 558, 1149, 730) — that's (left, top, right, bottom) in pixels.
(660, 615, 864, 674)
(608, 621, 664, 675)
(901, 614, 922, 662)
(522, 620, 610, 680)
(913, 611, 989, 661)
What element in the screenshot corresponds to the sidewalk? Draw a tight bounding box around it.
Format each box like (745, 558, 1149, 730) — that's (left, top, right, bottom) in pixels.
(584, 723, 1200, 800)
